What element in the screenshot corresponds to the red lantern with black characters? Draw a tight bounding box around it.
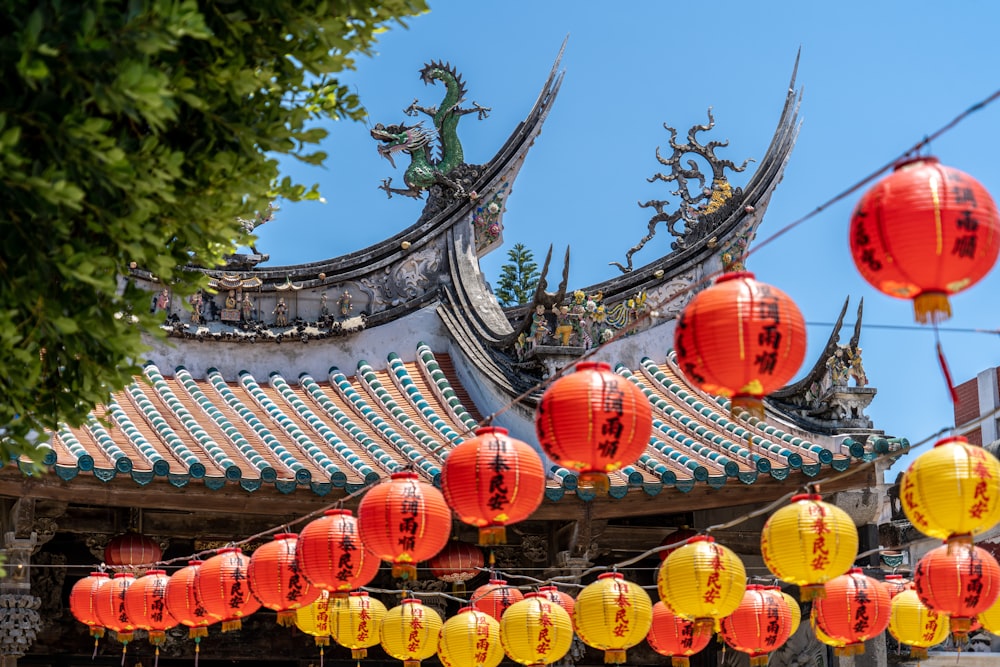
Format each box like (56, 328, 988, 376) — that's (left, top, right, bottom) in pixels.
(69, 571, 110, 640)
(164, 560, 215, 642)
(247, 533, 320, 626)
(357, 471, 451, 580)
(914, 537, 1000, 639)
(472, 578, 524, 621)
(95, 572, 137, 645)
(124, 569, 177, 648)
(296, 509, 380, 595)
(657, 527, 698, 562)
(673, 272, 806, 419)
(535, 361, 652, 493)
(427, 539, 484, 592)
(195, 547, 261, 632)
(646, 601, 712, 667)
(812, 568, 891, 656)
(537, 585, 575, 617)
(850, 156, 1000, 324)
(441, 426, 546, 545)
(719, 585, 793, 666)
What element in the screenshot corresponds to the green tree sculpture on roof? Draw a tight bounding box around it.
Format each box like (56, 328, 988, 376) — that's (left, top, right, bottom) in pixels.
(496, 243, 541, 307)
(0, 0, 427, 463)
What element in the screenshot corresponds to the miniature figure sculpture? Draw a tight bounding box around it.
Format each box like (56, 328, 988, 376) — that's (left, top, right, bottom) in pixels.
(528, 304, 550, 349)
(338, 290, 353, 318)
(189, 291, 203, 324)
(225, 290, 237, 309)
(273, 298, 288, 327)
(320, 291, 329, 317)
(553, 305, 574, 346)
(241, 292, 254, 323)
(151, 288, 170, 314)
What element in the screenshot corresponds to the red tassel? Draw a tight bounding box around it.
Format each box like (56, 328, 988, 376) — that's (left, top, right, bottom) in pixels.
(936, 341, 959, 404)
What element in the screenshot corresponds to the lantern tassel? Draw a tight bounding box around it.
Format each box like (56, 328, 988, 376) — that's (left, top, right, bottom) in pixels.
(352, 648, 368, 659)
(314, 636, 330, 647)
(116, 631, 134, 645)
(670, 658, 691, 667)
(914, 292, 952, 325)
(121, 644, 127, 667)
(404, 661, 421, 667)
(478, 525, 508, 546)
(154, 646, 160, 667)
(92, 637, 99, 660)
(604, 648, 627, 664)
(951, 616, 972, 639)
(452, 581, 466, 594)
(936, 340, 959, 404)
(799, 584, 827, 601)
(910, 647, 929, 660)
(276, 610, 296, 627)
(392, 563, 417, 580)
(731, 395, 765, 421)
(195, 638, 200, 667)
(149, 630, 166, 646)
(749, 656, 769, 667)
(189, 627, 208, 640)
(222, 619, 242, 632)
(319, 645, 324, 667)
(577, 471, 610, 495)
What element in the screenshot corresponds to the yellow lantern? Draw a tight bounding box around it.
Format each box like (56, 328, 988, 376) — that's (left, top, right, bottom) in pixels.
(810, 610, 845, 652)
(900, 435, 1000, 542)
(888, 589, 950, 660)
(330, 591, 387, 659)
(438, 607, 503, 667)
(777, 589, 801, 637)
(979, 591, 1000, 634)
(380, 598, 442, 667)
(295, 590, 332, 647)
(500, 592, 574, 666)
(760, 493, 859, 600)
(573, 572, 653, 664)
(658, 535, 746, 632)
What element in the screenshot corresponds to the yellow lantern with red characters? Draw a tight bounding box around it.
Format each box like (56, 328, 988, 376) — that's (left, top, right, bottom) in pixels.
(658, 535, 746, 633)
(330, 591, 387, 659)
(760, 493, 859, 600)
(774, 588, 801, 637)
(888, 588, 950, 661)
(978, 592, 1000, 635)
(499, 593, 574, 666)
(295, 590, 332, 647)
(573, 573, 653, 665)
(900, 436, 1000, 542)
(380, 598, 442, 667)
(719, 585, 793, 666)
(438, 607, 503, 667)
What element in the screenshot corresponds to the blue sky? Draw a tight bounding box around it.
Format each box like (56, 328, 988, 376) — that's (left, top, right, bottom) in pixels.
(257, 2, 1000, 480)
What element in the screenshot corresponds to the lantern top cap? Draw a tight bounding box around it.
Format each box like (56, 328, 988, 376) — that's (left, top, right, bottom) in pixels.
(597, 572, 624, 580)
(715, 271, 755, 285)
(349, 591, 369, 597)
(324, 509, 353, 516)
(847, 567, 863, 574)
(791, 493, 823, 503)
(686, 535, 713, 545)
(474, 425, 508, 436)
(746, 584, 765, 590)
(187, 560, 204, 566)
(457, 606, 474, 613)
(215, 546, 242, 555)
(272, 533, 297, 540)
(574, 360, 612, 373)
(144, 569, 167, 576)
(885, 574, 906, 580)
(524, 592, 547, 600)
(401, 598, 422, 605)
(893, 155, 940, 171)
(389, 471, 419, 481)
(538, 585, 557, 591)
(934, 435, 970, 448)
(89, 571, 109, 577)
(487, 578, 508, 585)
(112, 572, 135, 579)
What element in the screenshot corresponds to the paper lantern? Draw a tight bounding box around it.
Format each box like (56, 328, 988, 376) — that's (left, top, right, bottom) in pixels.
(810, 609, 845, 652)
(646, 601, 712, 667)
(573, 572, 653, 664)
(195, 547, 261, 632)
(330, 590, 387, 659)
(95, 572, 137, 644)
(881, 574, 910, 599)
(673, 271, 807, 419)
(295, 590, 332, 647)
(164, 560, 214, 642)
(427, 540, 484, 592)
(105, 531, 162, 572)
(441, 426, 546, 545)
(296, 509, 380, 594)
(900, 435, 1000, 542)
(357, 471, 452, 579)
(247, 533, 319, 626)
(775, 588, 801, 638)
(438, 607, 503, 667)
(914, 538, 1000, 638)
(719, 585, 793, 666)
(849, 156, 1000, 323)
(499, 593, 574, 666)
(537, 585, 575, 618)
(472, 578, 524, 621)
(813, 568, 891, 656)
(535, 361, 652, 492)
(380, 598, 442, 667)
(657, 527, 698, 562)
(888, 588, 950, 661)
(69, 571, 110, 639)
(657, 535, 746, 632)
(123, 569, 177, 646)
(977, 592, 1000, 635)
(760, 493, 859, 600)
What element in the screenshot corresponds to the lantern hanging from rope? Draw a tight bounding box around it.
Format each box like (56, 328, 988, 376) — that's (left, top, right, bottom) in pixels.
(657, 527, 698, 562)
(247, 533, 319, 626)
(499, 593, 574, 666)
(810, 609, 846, 653)
(719, 585, 793, 666)
(357, 471, 452, 580)
(812, 568, 891, 656)
(69, 571, 110, 641)
(427, 540, 484, 593)
(537, 585, 575, 617)
(472, 578, 524, 621)
(657, 535, 746, 633)
(573, 572, 653, 665)
(888, 588, 950, 661)
(774, 587, 801, 637)
(900, 435, 1000, 542)
(296, 509, 380, 595)
(535, 361, 652, 493)
(760, 493, 859, 600)
(295, 590, 333, 647)
(646, 601, 712, 667)
(124, 569, 177, 654)
(195, 547, 261, 632)
(913, 537, 1000, 639)
(164, 560, 215, 644)
(441, 426, 546, 545)
(881, 574, 911, 599)
(105, 531, 162, 574)
(380, 598, 442, 667)
(849, 156, 1000, 324)
(329, 590, 387, 659)
(437, 606, 503, 667)
(673, 271, 807, 420)
(977, 591, 1000, 635)
(95, 572, 137, 645)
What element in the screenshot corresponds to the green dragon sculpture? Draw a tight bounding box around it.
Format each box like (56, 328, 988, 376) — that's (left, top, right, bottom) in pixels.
(371, 61, 490, 199)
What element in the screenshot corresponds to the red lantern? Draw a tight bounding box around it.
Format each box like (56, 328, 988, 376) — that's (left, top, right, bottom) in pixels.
(914, 538, 1000, 639)
(673, 272, 807, 419)
(472, 578, 524, 621)
(850, 156, 1000, 324)
(441, 426, 546, 545)
(646, 601, 712, 667)
(247, 533, 320, 626)
(719, 585, 793, 666)
(537, 585, 575, 618)
(657, 527, 698, 562)
(296, 509, 380, 595)
(105, 532, 162, 571)
(427, 540, 484, 592)
(69, 571, 110, 639)
(124, 569, 177, 647)
(535, 361, 652, 492)
(95, 572, 137, 644)
(813, 569, 891, 656)
(164, 560, 214, 642)
(357, 471, 452, 580)
(196, 548, 261, 632)
(881, 574, 910, 599)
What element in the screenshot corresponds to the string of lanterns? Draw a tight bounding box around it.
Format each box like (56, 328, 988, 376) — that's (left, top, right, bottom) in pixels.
(68, 154, 1000, 664)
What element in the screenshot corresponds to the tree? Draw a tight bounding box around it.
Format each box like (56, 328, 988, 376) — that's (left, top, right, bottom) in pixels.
(0, 0, 428, 462)
(495, 243, 540, 307)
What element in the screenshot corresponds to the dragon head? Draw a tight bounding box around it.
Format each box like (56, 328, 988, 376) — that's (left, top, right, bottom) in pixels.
(371, 122, 431, 168)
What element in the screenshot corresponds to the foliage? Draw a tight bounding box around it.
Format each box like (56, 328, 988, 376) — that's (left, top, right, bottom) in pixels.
(495, 243, 540, 307)
(0, 0, 428, 463)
